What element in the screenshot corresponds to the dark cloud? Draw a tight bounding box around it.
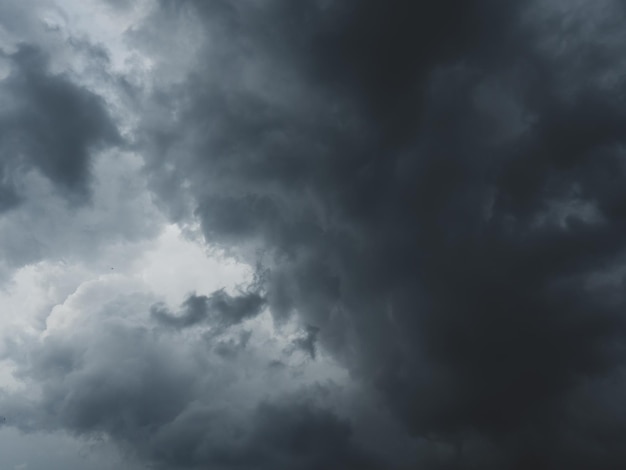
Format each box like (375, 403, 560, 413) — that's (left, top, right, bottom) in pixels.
(149, 398, 379, 470)
(139, 0, 626, 467)
(243, 400, 379, 470)
(213, 330, 252, 358)
(151, 290, 265, 330)
(5, 0, 626, 469)
(0, 45, 120, 210)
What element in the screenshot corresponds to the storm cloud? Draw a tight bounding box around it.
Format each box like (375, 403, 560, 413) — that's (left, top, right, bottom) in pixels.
(3, 0, 626, 469)
(139, 0, 626, 467)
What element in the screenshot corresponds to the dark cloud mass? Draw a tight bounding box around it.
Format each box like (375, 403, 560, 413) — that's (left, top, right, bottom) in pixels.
(139, 0, 626, 468)
(0, 45, 120, 210)
(151, 290, 265, 330)
(5, 0, 626, 469)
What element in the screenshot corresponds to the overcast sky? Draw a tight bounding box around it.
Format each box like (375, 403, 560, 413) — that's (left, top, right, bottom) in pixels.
(2, 1, 626, 469)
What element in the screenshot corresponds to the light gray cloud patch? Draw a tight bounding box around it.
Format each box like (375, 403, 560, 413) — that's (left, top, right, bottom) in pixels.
(290, 325, 320, 360)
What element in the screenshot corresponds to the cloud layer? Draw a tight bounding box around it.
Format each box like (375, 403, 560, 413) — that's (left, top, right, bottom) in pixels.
(3, 0, 626, 469)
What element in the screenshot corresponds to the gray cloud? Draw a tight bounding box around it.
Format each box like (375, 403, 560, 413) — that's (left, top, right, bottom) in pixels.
(0, 45, 120, 210)
(289, 325, 320, 360)
(1, 289, 379, 470)
(0, 32, 161, 282)
(148, 398, 379, 470)
(5, 0, 626, 468)
(135, 0, 626, 467)
(151, 290, 265, 330)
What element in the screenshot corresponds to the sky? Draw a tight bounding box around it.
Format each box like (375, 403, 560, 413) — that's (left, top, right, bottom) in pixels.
(1, 0, 626, 469)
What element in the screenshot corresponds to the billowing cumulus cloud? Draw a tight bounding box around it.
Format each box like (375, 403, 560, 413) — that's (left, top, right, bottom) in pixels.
(3, 0, 626, 469)
(1, 272, 377, 469)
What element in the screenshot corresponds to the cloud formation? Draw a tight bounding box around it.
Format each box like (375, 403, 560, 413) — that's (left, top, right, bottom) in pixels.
(3, 0, 626, 469)
(136, 0, 626, 467)
(0, 45, 120, 210)
(151, 290, 265, 330)
(2, 276, 374, 469)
